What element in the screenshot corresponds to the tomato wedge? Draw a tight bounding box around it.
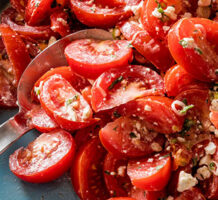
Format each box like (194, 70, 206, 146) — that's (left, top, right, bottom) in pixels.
(70, 0, 132, 28)
(0, 24, 31, 85)
(104, 153, 131, 197)
(91, 65, 164, 112)
(9, 129, 75, 183)
(65, 39, 133, 79)
(164, 64, 210, 97)
(119, 20, 174, 72)
(168, 18, 218, 82)
(39, 74, 97, 131)
(100, 116, 165, 158)
(117, 96, 185, 134)
(127, 154, 171, 191)
(29, 106, 59, 132)
(71, 138, 110, 199)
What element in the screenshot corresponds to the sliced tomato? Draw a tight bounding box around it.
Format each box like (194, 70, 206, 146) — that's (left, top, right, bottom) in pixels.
(175, 89, 210, 130)
(119, 20, 174, 72)
(81, 86, 92, 106)
(0, 24, 31, 85)
(168, 18, 218, 82)
(10, 0, 28, 15)
(50, 11, 71, 37)
(65, 39, 133, 79)
(104, 153, 131, 197)
(127, 153, 171, 191)
(32, 66, 90, 102)
(117, 96, 185, 134)
(71, 138, 110, 199)
(210, 110, 218, 129)
(100, 116, 165, 158)
(1, 8, 55, 40)
(70, 0, 132, 28)
(108, 198, 136, 200)
(9, 129, 75, 183)
(39, 74, 97, 131)
(175, 187, 206, 200)
(141, 0, 183, 40)
(164, 64, 210, 97)
(91, 65, 164, 112)
(29, 106, 59, 132)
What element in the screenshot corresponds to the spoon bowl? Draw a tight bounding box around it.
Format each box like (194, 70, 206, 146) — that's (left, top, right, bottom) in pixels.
(0, 29, 113, 154)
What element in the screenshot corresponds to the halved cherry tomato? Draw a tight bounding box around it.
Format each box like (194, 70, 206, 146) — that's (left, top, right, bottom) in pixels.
(168, 18, 218, 82)
(127, 153, 171, 191)
(71, 138, 110, 199)
(50, 11, 70, 37)
(65, 39, 133, 79)
(9, 129, 75, 183)
(164, 64, 210, 97)
(1, 8, 55, 40)
(175, 187, 206, 200)
(91, 65, 164, 112)
(29, 106, 59, 132)
(81, 86, 92, 106)
(39, 74, 97, 131)
(210, 110, 218, 129)
(119, 20, 174, 72)
(32, 66, 90, 102)
(108, 198, 136, 200)
(104, 153, 131, 197)
(0, 24, 31, 85)
(70, 0, 132, 28)
(117, 96, 185, 134)
(100, 116, 165, 158)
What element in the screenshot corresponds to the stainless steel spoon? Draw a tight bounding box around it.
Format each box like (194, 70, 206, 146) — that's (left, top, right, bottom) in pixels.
(0, 29, 113, 154)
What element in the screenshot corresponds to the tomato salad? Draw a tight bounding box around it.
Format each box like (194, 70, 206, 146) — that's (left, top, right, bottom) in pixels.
(0, 0, 218, 200)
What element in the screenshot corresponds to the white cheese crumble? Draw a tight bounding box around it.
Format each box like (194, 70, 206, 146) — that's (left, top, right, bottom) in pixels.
(151, 142, 162, 152)
(152, 8, 162, 18)
(164, 6, 177, 20)
(195, 166, 211, 180)
(205, 142, 216, 155)
(177, 171, 198, 192)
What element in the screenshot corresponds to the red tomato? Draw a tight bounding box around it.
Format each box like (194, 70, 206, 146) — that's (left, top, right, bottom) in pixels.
(141, 0, 183, 40)
(71, 138, 110, 199)
(81, 86, 92, 106)
(10, 0, 28, 15)
(32, 66, 90, 102)
(39, 74, 97, 131)
(70, 0, 132, 28)
(0, 24, 31, 85)
(1, 8, 55, 40)
(100, 116, 165, 158)
(50, 11, 70, 37)
(104, 153, 131, 197)
(168, 18, 218, 82)
(65, 39, 133, 79)
(117, 96, 185, 134)
(164, 64, 210, 97)
(127, 154, 171, 191)
(175, 187, 206, 200)
(119, 20, 174, 72)
(210, 110, 218, 129)
(108, 198, 136, 200)
(9, 129, 75, 183)
(29, 106, 59, 132)
(91, 65, 164, 112)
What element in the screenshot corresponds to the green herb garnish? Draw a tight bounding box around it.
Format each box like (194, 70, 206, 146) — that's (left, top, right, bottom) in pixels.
(108, 76, 123, 90)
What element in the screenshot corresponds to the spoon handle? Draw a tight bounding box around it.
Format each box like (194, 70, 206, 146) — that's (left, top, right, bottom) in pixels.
(0, 112, 32, 154)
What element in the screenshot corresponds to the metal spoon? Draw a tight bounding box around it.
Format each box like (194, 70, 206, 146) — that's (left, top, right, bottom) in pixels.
(0, 29, 113, 154)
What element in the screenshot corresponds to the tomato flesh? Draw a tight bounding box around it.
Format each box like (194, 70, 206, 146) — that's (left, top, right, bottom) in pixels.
(9, 129, 75, 183)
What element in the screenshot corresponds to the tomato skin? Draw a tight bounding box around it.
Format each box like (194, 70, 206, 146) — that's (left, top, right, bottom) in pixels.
(168, 18, 218, 82)
(164, 64, 210, 97)
(1, 8, 56, 40)
(100, 116, 165, 158)
(40, 74, 97, 131)
(9, 129, 75, 183)
(65, 39, 133, 79)
(70, 0, 132, 28)
(29, 106, 59, 132)
(50, 11, 71, 37)
(91, 65, 164, 112)
(71, 138, 110, 200)
(104, 153, 131, 197)
(118, 96, 185, 134)
(10, 0, 28, 15)
(0, 24, 31, 85)
(210, 110, 218, 129)
(119, 20, 174, 72)
(127, 154, 171, 191)
(175, 187, 206, 200)
(108, 198, 136, 200)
